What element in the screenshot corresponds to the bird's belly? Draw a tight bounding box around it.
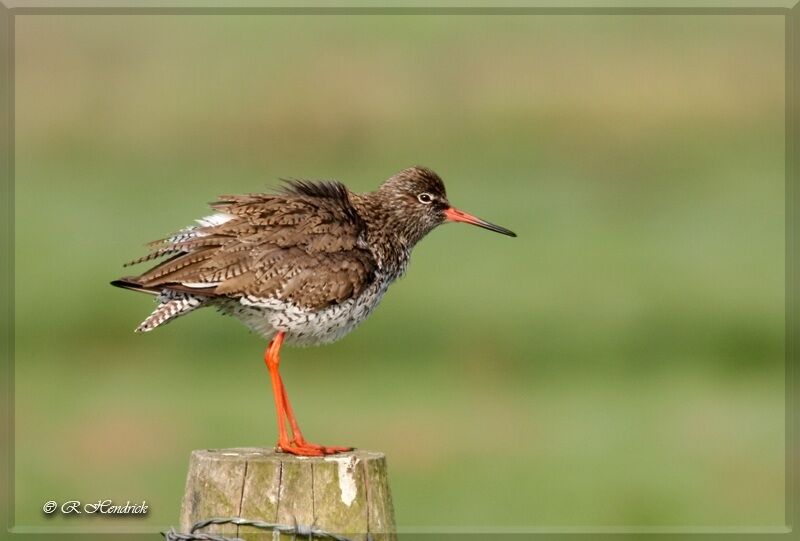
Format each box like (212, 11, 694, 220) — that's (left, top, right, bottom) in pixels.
(219, 279, 391, 346)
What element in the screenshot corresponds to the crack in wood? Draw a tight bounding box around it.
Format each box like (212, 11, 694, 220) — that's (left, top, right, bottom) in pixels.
(311, 462, 316, 525)
(361, 459, 370, 536)
(276, 460, 283, 522)
(235, 459, 248, 539)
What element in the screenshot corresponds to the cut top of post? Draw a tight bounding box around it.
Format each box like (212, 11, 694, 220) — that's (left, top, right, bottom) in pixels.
(179, 447, 396, 541)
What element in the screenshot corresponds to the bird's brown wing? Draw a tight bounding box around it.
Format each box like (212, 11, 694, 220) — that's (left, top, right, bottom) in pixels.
(123, 184, 377, 310)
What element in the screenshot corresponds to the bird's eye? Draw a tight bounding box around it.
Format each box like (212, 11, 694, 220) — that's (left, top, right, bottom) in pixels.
(417, 193, 433, 204)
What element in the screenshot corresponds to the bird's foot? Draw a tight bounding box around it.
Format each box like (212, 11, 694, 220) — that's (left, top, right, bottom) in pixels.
(295, 439, 353, 455)
(275, 441, 325, 457)
(276, 439, 352, 456)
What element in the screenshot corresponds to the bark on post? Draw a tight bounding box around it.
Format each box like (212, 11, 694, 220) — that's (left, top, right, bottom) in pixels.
(179, 447, 396, 541)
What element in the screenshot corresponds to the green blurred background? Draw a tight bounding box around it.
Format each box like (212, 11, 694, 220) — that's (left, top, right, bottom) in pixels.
(12, 13, 785, 532)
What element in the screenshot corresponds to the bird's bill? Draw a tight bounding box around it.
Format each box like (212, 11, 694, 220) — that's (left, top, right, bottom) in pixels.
(445, 207, 517, 237)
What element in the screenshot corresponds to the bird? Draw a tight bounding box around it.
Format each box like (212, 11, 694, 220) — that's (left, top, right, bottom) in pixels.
(112, 166, 516, 456)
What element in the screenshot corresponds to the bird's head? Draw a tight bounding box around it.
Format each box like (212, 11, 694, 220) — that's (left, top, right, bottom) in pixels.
(377, 166, 516, 245)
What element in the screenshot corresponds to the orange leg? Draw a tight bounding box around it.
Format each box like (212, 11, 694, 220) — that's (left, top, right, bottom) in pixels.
(278, 376, 351, 454)
(264, 332, 351, 456)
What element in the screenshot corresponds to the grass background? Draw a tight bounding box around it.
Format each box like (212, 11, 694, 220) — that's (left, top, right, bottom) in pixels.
(12, 13, 785, 531)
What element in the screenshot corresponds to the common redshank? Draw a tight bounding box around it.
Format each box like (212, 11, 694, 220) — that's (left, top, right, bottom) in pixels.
(112, 166, 516, 456)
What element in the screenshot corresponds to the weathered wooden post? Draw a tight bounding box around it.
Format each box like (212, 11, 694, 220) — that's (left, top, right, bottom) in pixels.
(179, 447, 396, 541)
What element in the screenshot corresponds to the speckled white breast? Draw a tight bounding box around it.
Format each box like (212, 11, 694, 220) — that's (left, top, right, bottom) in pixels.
(217, 275, 392, 346)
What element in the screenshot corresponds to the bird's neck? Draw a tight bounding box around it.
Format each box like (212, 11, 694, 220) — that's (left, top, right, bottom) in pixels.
(351, 192, 417, 277)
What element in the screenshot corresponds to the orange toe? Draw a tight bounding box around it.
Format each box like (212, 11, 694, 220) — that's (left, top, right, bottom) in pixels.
(291, 440, 353, 455)
(276, 442, 325, 457)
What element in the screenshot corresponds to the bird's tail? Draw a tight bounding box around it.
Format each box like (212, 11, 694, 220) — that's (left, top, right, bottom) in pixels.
(111, 278, 209, 332)
(134, 290, 207, 333)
